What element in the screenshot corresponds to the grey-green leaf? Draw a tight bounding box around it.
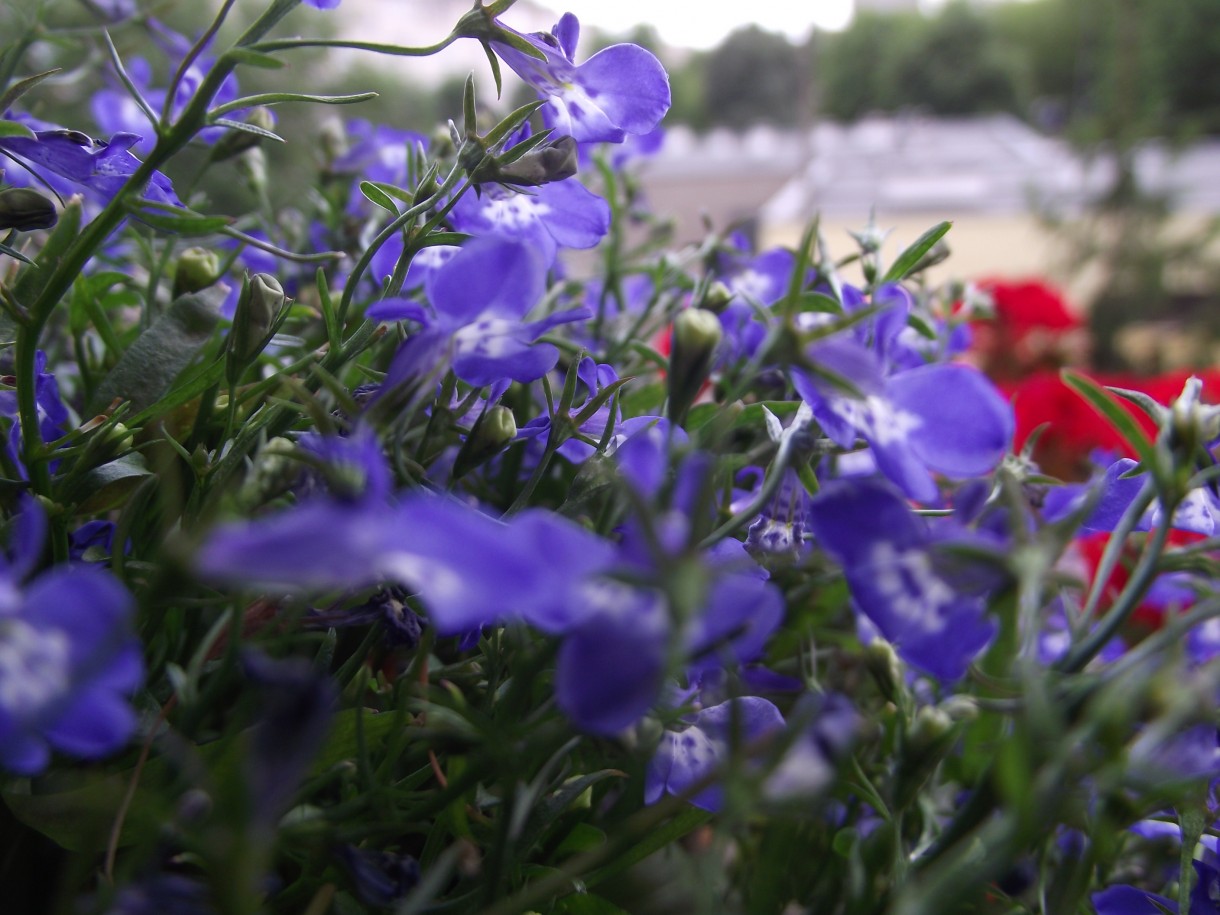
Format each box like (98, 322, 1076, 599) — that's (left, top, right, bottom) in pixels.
(89, 287, 225, 416)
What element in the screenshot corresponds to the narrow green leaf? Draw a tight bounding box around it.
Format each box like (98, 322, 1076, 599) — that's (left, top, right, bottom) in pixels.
(226, 47, 286, 69)
(210, 89, 377, 118)
(0, 240, 32, 263)
(0, 68, 60, 113)
(414, 231, 469, 248)
(0, 119, 35, 139)
(210, 117, 284, 143)
(358, 180, 400, 215)
(482, 99, 546, 148)
(1061, 369, 1159, 469)
(124, 202, 233, 236)
(881, 220, 952, 283)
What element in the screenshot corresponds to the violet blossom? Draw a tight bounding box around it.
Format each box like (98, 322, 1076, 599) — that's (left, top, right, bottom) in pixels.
(0, 501, 143, 774)
(490, 13, 671, 144)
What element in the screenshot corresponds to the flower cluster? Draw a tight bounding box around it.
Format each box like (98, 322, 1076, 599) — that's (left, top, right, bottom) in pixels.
(2, 5, 1219, 914)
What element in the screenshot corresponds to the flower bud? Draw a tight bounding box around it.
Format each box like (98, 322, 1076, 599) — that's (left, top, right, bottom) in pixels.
(893, 706, 957, 811)
(235, 146, 268, 198)
(318, 117, 349, 170)
(0, 187, 57, 231)
(667, 307, 722, 424)
(227, 273, 286, 385)
(209, 107, 278, 162)
(698, 280, 734, 313)
(452, 404, 518, 480)
(863, 639, 903, 704)
(1168, 376, 1220, 457)
(173, 247, 221, 298)
(473, 135, 579, 187)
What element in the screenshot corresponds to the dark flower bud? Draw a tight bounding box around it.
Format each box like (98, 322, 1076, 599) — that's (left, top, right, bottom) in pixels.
(667, 307, 722, 425)
(336, 844, 421, 907)
(475, 135, 579, 187)
(227, 273, 286, 385)
(0, 187, 57, 231)
(173, 247, 221, 297)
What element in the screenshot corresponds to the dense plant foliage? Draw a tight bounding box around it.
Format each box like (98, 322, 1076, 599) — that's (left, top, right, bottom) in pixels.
(2, 2, 1220, 914)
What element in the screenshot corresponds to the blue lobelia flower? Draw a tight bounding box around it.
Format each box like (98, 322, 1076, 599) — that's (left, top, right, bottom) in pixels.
(808, 478, 998, 682)
(90, 22, 241, 156)
(0, 349, 70, 479)
(1093, 852, 1220, 913)
(1045, 456, 1220, 536)
(373, 236, 590, 390)
(647, 693, 859, 812)
(197, 430, 618, 640)
(0, 500, 144, 774)
(329, 119, 427, 220)
(793, 336, 1013, 503)
(0, 112, 181, 209)
(448, 173, 610, 268)
(646, 697, 786, 811)
(491, 13, 671, 144)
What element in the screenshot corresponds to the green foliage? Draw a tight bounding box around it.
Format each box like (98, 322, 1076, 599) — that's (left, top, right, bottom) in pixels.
(702, 26, 807, 130)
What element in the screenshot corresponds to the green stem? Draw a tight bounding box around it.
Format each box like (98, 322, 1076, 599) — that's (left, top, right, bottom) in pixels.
(1057, 491, 1173, 673)
(247, 35, 458, 57)
(335, 160, 470, 327)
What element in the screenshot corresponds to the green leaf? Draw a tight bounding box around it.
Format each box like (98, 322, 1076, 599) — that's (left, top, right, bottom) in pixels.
(554, 895, 631, 915)
(210, 117, 284, 143)
(1061, 369, 1159, 469)
(0, 239, 32, 263)
(209, 90, 378, 119)
(881, 220, 952, 283)
(0, 119, 35, 139)
(584, 808, 712, 890)
(88, 287, 224, 416)
(358, 180, 400, 215)
(413, 231, 469, 248)
(0, 68, 60, 113)
(226, 47, 286, 69)
(482, 99, 546, 149)
(124, 202, 233, 236)
(3, 771, 171, 853)
(554, 823, 607, 858)
(60, 452, 151, 513)
(311, 708, 400, 774)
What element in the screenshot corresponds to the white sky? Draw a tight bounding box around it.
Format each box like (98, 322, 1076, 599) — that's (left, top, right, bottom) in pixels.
(535, 1, 857, 48)
(534, 0, 1017, 49)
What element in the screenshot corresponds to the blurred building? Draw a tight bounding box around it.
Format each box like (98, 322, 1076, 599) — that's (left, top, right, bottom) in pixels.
(856, 0, 921, 11)
(635, 114, 1220, 309)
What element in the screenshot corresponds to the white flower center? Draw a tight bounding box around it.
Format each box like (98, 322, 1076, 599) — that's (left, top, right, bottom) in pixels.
(729, 269, 774, 304)
(482, 193, 549, 231)
(832, 394, 922, 446)
(454, 318, 519, 359)
(0, 619, 71, 717)
(869, 542, 954, 630)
